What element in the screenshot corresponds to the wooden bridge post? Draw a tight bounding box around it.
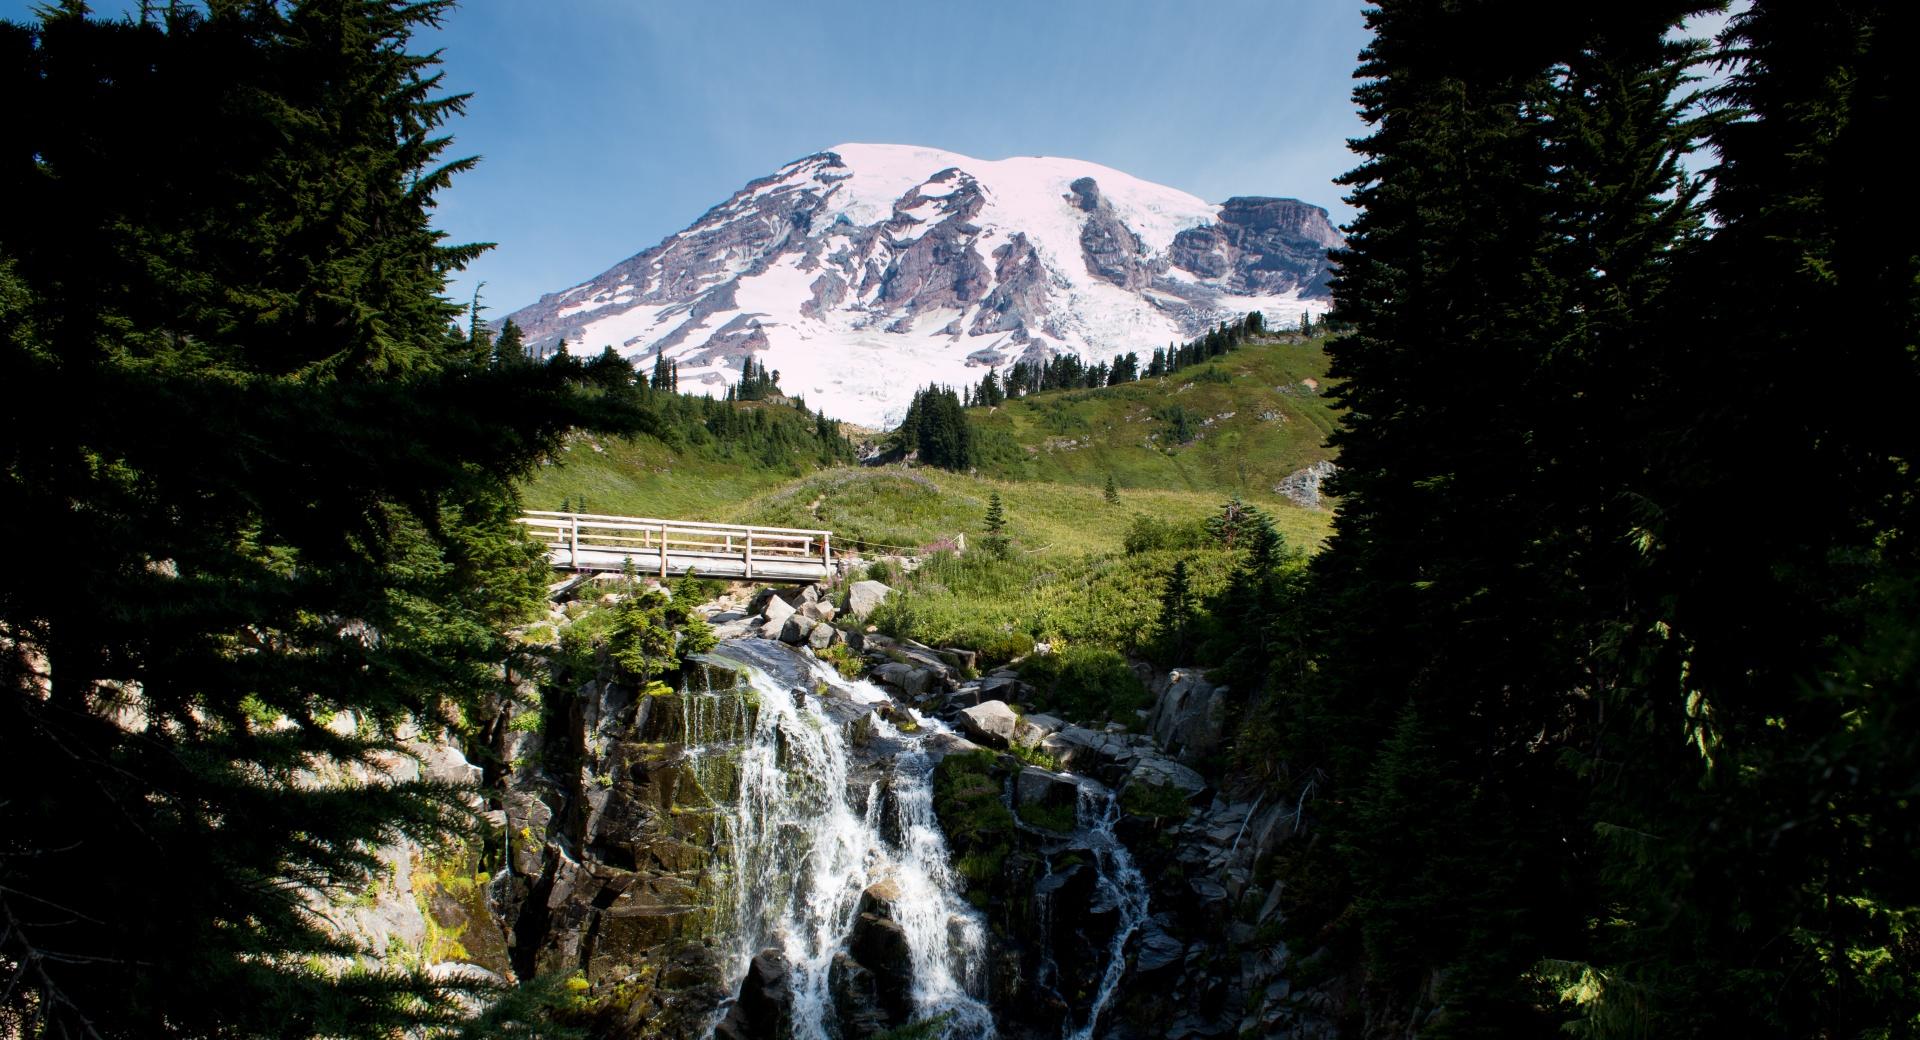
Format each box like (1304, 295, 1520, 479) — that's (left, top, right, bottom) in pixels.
(660, 522, 669, 579)
(569, 514, 579, 570)
(823, 532, 832, 577)
(744, 532, 754, 579)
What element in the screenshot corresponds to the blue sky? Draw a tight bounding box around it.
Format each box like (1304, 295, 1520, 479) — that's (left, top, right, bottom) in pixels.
(8, 1, 1374, 316)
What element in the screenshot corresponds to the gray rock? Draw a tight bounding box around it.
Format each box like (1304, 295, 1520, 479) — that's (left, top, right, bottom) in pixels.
(1148, 667, 1229, 764)
(799, 600, 836, 623)
(1014, 767, 1079, 825)
(807, 623, 835, 650)
(871, 662, 932, 698)
(847, 580, 892, 620)
(1133, 922, 1186, 975)
(779, 616, 815, 645)
(956, 700, 1019, 748)
(1275, 460, 1340, 510)
(1015, 712, 1066, 746)
(761, 595, 796, 627)
(1129, 754, 1209, 798)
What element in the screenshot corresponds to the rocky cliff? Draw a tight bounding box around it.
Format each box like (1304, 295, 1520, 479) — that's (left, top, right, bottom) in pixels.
(503, 144, 1341, 425)
(325, 576, 1329, 1039)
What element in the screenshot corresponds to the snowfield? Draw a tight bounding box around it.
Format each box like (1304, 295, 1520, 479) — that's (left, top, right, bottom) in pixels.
(508, 143, 1335, 427)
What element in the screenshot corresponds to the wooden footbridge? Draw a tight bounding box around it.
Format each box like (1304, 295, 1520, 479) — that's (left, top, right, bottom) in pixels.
(518, 511, 836, 583)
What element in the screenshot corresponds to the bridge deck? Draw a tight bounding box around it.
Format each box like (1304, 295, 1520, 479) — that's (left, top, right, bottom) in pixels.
(519, 511, 833, 584)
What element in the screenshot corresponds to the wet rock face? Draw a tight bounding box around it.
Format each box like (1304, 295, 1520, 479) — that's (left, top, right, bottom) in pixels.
(713, 949, 792, 1040)
(492, 672, 742, 1038)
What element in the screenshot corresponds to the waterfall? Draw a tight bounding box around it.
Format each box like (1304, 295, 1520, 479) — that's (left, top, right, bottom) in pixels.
(684, 639, 994, 1039)
(1062, 781, 1151, 1040)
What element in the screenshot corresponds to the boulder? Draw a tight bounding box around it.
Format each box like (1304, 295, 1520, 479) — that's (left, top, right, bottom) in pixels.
(778, 584, 821, 607)
(1015, 712, 1066, 747)
(806, 623, 835, 650)
(1128, 753, 1209, 799)
(746, 587, 780, 615)
(1015, 767, 1080, 817)
(778, 616, 815, 645)
(871, 662, 933, 699)
(847, 580, 892, 620)
(848, 913, 913, 1020)
(828, 953, 892, 1037)
(1147, 667, 1229, 763)
(713, 948, 792, 1040)
(799, 600, 836, 623)
(761, 595, 796, 627)
(1132, 921, 1186, 977)
(956, 700, 1019, 748)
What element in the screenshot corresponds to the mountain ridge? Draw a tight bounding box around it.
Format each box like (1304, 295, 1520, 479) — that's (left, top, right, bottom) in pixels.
(505, 144, 1341, 425)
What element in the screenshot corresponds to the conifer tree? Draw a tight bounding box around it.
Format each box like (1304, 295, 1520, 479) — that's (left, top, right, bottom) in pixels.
(0, 3, 641, 1034)
(1103, 473, 1119, 505)
(1156, 559, 1193, 661)
(1282, 0, 1716, 1028)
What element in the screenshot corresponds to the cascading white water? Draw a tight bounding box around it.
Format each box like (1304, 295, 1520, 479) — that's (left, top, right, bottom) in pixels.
(682, 639, 995, 1039)
(1062, 782, 1151, 1040)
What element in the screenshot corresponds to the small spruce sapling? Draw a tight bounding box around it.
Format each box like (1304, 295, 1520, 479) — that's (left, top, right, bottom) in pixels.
(982, 491, 1010, 558)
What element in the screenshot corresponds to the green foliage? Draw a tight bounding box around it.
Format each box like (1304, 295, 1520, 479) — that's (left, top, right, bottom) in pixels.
(944, 626, 1035, 670)
(897, 384, 975, 470)
(960, 335, 1341, 501)
(814, 640, 865, 679)
(932, 751, 1014, 882)
(981, 490, 1010, 558)
(1007, 741, 1059, 771)
(1155, 560, 1194, 663)
(1018, 646, 1148, 722)
(1277, 1, 1920, 1034)
(1151, 403, 1199, 445)
(1017, 800, 1077, 833)
(1121, 781, 1193, 821)
(0, 2, 633, 1035)
(870, 543, 1234, 656)
(1203, 496, 1275, 550)
(606, 589, 716, 684)
(871, 1013, 955, 1040)
(1123, 512, 1210, 556)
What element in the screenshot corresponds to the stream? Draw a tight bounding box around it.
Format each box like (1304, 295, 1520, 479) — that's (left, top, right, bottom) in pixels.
(678, 637, 1151, 1039)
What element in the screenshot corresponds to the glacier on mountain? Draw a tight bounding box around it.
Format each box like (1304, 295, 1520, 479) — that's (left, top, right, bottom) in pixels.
(503, 143, 1340, 426)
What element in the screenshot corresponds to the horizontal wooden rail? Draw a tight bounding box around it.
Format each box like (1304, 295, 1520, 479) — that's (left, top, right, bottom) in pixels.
(518, 511, 835, 583)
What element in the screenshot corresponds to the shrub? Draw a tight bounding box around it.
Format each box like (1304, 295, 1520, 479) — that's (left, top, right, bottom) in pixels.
(1020, 645, 1149, 721)
(1018, 800, 1078, 832)
(932, 751, 1014, 883)
(947, 625, 1035, 669)
(815, 640, 865, 679)
(1122, 780, 1193, 820)
(1123, 512, 1209, 555)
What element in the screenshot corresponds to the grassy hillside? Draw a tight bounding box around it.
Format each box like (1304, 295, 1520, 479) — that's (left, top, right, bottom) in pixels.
(970, 332, 1339, 497)
(741, 467, 1329, 558)
(519, 333, 1340, 562)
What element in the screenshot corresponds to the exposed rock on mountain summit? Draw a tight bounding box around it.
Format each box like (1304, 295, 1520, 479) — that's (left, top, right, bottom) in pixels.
(504, 144, 1340, 425)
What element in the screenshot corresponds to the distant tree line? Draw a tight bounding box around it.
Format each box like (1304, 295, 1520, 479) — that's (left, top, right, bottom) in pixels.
(950, 310, 1288, 411)
(522, 336, 851, 470)
(895, 384, 975, 470)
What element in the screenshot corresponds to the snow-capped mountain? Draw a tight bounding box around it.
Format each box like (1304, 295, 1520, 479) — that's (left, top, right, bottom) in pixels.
(504, 143, 1340, 426)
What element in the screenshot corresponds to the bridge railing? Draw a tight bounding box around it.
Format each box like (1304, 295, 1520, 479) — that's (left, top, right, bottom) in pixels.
(517, 511, 833, 580)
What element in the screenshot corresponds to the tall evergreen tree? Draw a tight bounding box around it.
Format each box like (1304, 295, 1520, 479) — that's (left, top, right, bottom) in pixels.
(1282, 0, 1714, 1030)
(0, 3, 637, 1034)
